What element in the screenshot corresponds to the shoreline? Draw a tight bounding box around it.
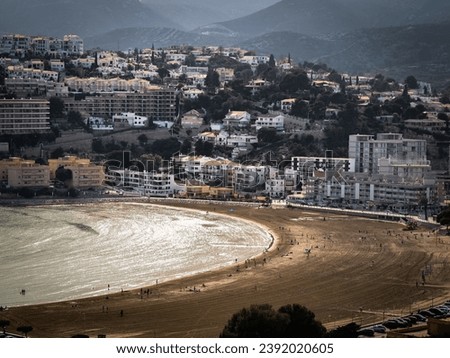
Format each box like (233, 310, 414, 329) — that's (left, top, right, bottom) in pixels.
(1, 199, 275, 308)
(2, 198, 450, 337)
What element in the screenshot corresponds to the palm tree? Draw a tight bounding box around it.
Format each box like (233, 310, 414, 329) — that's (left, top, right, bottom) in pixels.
(17, 325, 33, 338)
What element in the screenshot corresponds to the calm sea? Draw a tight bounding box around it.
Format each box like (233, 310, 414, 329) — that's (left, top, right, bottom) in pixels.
(0, 202, 271, 307)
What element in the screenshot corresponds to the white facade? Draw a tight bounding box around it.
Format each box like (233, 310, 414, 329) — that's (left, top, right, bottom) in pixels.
(105, 169, 184, 197)
(0, 34, 83, 57)
(280, 98, 296, 112)
(348, 133, 427, 175)
(226, 134, 258, 147)
(113, 113, 148, 127)
(7, 66, 59, 81)
(255, 114, 285, 131)
(224, 111, 251, 128)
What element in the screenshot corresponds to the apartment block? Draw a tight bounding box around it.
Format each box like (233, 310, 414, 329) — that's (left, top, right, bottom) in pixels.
(0, 99, 51, 134)
(48, 156, 104, 188)
(0, 157, 50, 188)
(348, 133, 427, 175)
(64, 89, 178, 121)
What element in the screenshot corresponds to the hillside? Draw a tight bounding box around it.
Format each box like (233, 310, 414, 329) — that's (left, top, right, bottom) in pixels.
(215, 0, 450, 38)
(207, 0, 362, 38)
(84, 27, 235, 51)
(141, 0, 279, 31)
(238, 22, 450, 86)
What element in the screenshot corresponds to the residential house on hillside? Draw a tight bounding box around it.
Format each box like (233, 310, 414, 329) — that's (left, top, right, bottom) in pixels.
(281, 98, 296, 112)
(215, 67, 235, 84)
(255, 114, 285, 131)
(224, 111, 251, 128)
(181, 110, 204, 129)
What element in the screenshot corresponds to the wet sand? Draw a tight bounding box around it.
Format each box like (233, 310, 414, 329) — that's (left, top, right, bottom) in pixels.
(2, 200, 450, 338)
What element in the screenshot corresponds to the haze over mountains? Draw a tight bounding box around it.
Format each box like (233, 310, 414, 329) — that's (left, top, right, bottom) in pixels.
(2, 0, 450, 85)
(215, 0, 450, 38)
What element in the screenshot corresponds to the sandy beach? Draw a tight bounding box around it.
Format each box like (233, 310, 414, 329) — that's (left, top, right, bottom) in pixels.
(2, 200, 450, 338)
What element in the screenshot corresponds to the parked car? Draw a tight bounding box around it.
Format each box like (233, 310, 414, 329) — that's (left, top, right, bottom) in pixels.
(411, 313, 427, 322)
(403, 315, 417, 324)
(418, 310, 436, 317)
(357, 328, 375, 337)
(383, 320, 400, 329)
(371, 324, 387, 333)
(429, 307, 447, 316)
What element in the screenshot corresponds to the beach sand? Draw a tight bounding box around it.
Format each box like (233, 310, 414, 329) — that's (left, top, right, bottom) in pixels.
(2, 201, 450, 338)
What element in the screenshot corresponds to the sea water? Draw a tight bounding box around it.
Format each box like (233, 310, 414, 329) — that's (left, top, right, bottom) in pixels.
(0, 202, 271, 307)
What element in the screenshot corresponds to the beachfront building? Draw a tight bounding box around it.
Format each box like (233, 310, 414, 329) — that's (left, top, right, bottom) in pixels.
(48, 156, 104, 188)
(233, 165, 267, 193)
(291, 133, 436, 209)
(0, 157, 50, 188)
(348, 133, 427, 175)
(105, 168, 185, 197)
(265, 167, 299, 198)
(0, 98, 51, 134)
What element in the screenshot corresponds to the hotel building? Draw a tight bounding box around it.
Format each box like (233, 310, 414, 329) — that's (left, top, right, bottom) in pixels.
(0, 99, 51, 134)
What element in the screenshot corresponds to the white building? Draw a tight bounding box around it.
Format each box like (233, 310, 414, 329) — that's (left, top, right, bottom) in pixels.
(265, 167, 298, 198)
(113, 113, 148, 127)
(226, 134, 258, 147)
(348, 133, 427, 175)
(255, 114, 285, 131)
(105, 169, 184, 197)
(224, 111, 251, 128)
(280, 98, 296, 112)
(86, 117, 114, 131)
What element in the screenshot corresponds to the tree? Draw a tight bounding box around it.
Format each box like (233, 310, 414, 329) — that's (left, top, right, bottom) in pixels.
(279, 70, 310, 94)
(258, 127, 279, 143)
(138, 134, 148, 146)
(55, 166, 73, 187)
(437, 209, 450, 232)
(0, 64, 6, 86)
(268, 54, 276, 68)
(220, 304, 326, 338)
(278, 304, 326, 338)
(17, 325, 33, 338)
(18, 187, 35, 199)
(194, 139, 214, 156)
(150, 137, 181, 159)
(157, 67, 170, 82)
(180, 139, 192, 154)
(67, 111, 85, 129)
(49, 97, 65, 120)
(0, 319, 10, 335)
(405, 75, 419, 89)
(50, 147, 65, 159)
(92, 138, 105, 153)
(205, 68, 220, 93)
(290, 100, 309, 118)
(220, 304, 289, 338)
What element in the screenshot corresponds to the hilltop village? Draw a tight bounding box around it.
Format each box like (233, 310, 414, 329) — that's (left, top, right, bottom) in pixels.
(1, 33, 450, 216)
